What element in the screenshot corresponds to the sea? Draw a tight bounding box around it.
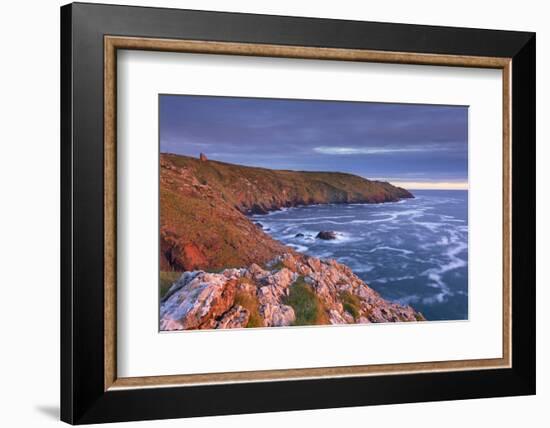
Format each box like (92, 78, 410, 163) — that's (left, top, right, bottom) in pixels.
(251, 190, 468, 321)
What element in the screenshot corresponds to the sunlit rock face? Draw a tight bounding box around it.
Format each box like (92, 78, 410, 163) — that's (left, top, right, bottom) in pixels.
(160, 253, 424, 331)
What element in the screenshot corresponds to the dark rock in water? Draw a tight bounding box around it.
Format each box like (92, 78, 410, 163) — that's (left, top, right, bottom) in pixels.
(316, 231, 338, 240)
(255, 222, 263, 228)
(250, 204, 269, 215)
(295, 233, 305, 238)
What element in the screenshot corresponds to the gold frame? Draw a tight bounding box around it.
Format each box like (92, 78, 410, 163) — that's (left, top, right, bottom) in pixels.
(104, 36, 512, 391)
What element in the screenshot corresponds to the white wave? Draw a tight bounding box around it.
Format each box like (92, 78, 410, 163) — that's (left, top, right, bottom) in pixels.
(335, 256, 376, 273)
(411, 221, 444, 233)
(253, 195, 468, 316)
(391, 236, 404, 246)
(418, 233, 466, 250)
(315, 251, 334, 258)
(288, 215, 356, 222)
(350, 218, 392, 224)
(420, 241, 468, 304)
(422, 291, 449, 305)
(396, 294, 421, 305)
(439, 214, 465, 223)
(366, 246, 414, 256)
(348, 209, 430, 225)
(371, 208, 427, 217)
(353, 265, 376, 273)
(371, 275, 415, 284)
(301, 220, 359, 225)
(286, 243, 309, 252)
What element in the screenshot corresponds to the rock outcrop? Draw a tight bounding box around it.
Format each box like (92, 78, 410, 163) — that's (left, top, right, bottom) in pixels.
(316, 231, 338, 240)
(160, 253, 425, 330)
(160, 153, 413, 271)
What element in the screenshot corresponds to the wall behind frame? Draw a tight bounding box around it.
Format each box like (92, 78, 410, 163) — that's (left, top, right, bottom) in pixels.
(0, 1, 545, 427)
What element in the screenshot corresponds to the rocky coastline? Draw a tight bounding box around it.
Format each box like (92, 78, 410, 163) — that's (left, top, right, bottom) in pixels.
(159, 153, 424, 329)
(160, 153, 413, 272)
(161, 253, 425, 330)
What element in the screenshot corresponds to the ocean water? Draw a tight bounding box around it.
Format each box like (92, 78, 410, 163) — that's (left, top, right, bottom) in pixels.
(251, 190, 468, 321)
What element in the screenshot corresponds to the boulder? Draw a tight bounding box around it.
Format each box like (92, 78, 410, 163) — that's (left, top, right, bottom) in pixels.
(306, 256, 322, 272)
(245, 263, 268, 282)
(260, 303, 295, 327)
(316, 231, 338, 240)
(257, 268, 297, 303)
(262, 268, 296, 290)
(161, 270, 201, 301)
(160, 273, 237, 330)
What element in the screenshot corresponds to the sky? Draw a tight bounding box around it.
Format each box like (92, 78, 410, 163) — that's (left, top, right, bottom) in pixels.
(159, 95, 468, 190)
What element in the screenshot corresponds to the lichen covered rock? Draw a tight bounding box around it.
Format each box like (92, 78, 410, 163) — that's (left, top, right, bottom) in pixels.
(160, 253, 425, 331)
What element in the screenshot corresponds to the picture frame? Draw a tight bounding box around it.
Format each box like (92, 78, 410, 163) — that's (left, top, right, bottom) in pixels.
(61, 2, 535, 424)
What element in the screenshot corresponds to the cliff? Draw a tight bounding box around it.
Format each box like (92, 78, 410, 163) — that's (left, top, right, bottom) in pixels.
(163, 153, 412, 215)
(160, 252, 425, 330)
(160, 153, 413, 271)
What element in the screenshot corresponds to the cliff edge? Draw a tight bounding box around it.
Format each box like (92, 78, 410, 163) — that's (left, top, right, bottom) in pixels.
(160, 153, 413, 272)
(160, 252, 424, 330)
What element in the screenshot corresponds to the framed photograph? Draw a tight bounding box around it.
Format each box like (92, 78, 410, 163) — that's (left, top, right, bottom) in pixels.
(61, 2, 535, 424)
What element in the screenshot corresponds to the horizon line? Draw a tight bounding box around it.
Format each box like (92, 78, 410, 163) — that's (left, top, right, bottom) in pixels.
(390, 181, 469, 191)
(161, 152, 467, 190)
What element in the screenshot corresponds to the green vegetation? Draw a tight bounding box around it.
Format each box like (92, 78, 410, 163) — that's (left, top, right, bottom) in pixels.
(205, 267, 228, 273)
(284, 276, 329, 326)
(234, 290, 263, 328)
(160, 271, 182, 298)
(339, 291, 362, 320)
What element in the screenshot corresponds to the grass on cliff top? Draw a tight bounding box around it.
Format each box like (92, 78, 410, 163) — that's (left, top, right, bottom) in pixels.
(284, 276, 329, 326)
(160, 271, 182, 299)
(162, 153, 411, 211)
(339, 291, 362, 320)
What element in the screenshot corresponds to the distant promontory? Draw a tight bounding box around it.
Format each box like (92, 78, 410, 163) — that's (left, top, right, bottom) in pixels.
(160, 153, 413, 272)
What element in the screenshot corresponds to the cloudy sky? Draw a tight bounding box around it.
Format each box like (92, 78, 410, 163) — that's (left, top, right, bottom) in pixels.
(159, 95, 468, 190)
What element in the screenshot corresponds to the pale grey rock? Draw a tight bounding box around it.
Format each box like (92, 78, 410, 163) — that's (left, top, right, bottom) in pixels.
(160, 272, 236, 330)
(328, 309, 347, 324)
(159, 252, 424, 331)
(260, 303, 295, 327)
(216, 305, 250, 329)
